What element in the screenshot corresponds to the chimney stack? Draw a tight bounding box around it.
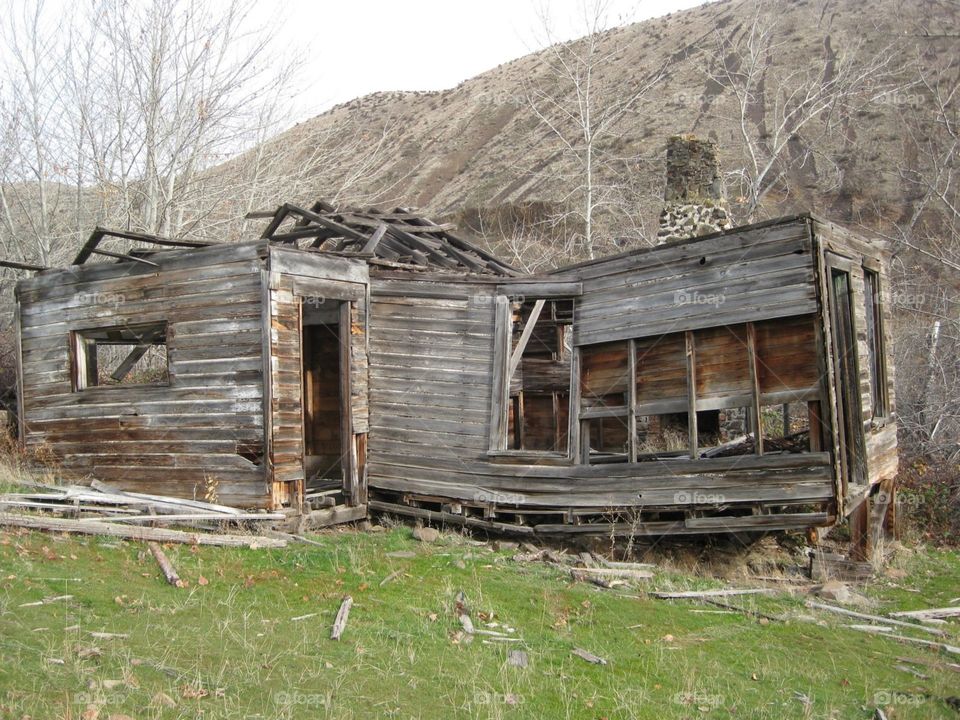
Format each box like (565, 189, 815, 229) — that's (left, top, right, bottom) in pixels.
(656, 134, 732, 244)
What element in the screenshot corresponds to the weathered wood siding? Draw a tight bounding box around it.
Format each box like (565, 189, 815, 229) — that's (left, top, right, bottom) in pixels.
(367, 279, 495, 478)
(814, 220, 899, 490)
(569, 218, 817, 346)
(16, 242, 270, 507)
(365, 223, 835, 519)
(265, 247, 369, 507)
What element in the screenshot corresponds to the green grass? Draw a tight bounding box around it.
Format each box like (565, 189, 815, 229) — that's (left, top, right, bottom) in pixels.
(0, 526, 958, 719)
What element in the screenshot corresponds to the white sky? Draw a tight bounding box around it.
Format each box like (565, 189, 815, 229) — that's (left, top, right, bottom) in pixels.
(274, 0, 715, 121)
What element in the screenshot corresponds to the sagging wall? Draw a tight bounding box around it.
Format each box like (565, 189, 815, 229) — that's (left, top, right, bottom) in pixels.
(365, 218, 840, 530)
(15, 242, 271, 508)
(813, 220, 899, 499)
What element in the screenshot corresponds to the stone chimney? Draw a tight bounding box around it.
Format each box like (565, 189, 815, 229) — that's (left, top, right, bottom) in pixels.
(656, 135, 732, 244)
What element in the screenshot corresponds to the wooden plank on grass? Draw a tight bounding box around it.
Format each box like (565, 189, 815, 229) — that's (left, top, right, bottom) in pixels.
(0, 513, 285, 548)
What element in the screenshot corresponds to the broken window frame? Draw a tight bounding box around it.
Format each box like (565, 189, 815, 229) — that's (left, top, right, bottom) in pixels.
(575, 316, 826, 464)
(863, 267, 889, 419)
(488, 294, 575, 459)
(71, 322, 170, 391)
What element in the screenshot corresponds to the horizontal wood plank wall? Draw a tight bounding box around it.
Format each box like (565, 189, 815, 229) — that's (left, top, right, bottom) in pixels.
(16, 241, 270, 507)
(572, 220, 818, 346)
(265, 247, 370, 508)
(366, 266, 834, 516)
(814, 221, 899, 488)
(368, 281, 496, 469)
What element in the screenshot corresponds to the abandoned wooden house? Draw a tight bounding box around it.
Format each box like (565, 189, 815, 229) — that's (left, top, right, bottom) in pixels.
(6, 137, 898, 542)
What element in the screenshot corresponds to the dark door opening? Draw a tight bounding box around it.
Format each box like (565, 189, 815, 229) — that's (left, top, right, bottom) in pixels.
(301, 301, 345, 495)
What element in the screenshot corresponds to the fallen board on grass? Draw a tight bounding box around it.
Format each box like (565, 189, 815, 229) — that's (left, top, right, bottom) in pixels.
(651, 589, 776, 599)
(805, 601, 947, 637)
(0, 513, 286, 548)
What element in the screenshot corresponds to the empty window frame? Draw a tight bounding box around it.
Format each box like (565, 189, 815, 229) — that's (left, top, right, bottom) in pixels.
(72, 322, 170, 390)
(490, 297, 573, 454)
(863, 269, 889, 418)
(576, 315, 823, 463)
(580, 340, 631, 462)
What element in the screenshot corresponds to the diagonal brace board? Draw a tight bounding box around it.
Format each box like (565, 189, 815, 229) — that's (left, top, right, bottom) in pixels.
(507, 299, 546, 379)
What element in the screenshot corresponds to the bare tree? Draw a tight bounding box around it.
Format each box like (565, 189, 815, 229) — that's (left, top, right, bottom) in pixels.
(882, 53, 960, 460)
(703, 2, 902, 221)
(525, 0, 663, 259)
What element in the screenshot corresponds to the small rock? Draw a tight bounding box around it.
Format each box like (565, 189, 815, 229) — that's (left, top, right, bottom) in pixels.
(815, 579, 851, 603)
(151, 692, 177, 708)
(412, 527, 440, 543)
(507, 650, 528, 668)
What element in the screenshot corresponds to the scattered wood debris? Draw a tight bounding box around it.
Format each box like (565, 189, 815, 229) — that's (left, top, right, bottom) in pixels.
(572, 648, 607, 665)
(0, 513, 285, 548)
(651, 589, 774, 599)
(19, 594, 73, 608)
(148, 542, 183, 588)
(331, 596, 353, 640)
(805, 601, 946, 637)
(0, 480, 286, 549)
(809, 550, 874, 582)
(889, 606, 960, 620)
(844, 625, 960, 656)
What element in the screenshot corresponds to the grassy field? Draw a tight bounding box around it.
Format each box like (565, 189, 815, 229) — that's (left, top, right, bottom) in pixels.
(0, 522, 958, 720)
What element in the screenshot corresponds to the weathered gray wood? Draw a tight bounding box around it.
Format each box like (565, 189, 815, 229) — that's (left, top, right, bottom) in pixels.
(685, 330, 697, 459)
(507, 299, 545, 379)
(0, 513, 286, 547)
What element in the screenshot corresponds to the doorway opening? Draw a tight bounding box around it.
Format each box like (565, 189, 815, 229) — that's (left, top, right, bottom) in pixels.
(301, 300, 345, 499)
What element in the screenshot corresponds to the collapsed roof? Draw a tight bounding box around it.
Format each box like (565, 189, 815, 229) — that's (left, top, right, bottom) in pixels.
(0, 200, 521, 277)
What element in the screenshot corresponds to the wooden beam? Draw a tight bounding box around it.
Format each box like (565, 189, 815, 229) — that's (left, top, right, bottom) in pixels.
(88, 248, 159, 267)
(109, 328, 162, 383)
(746, 322, 763, 455)
(0, 513, 286, 548)
(627, 338, 637, 463)
(685, 330, 698, 459)
(0, 259, 46, 272)
(507, 299, 546, 378)
(361, 224, 388, 254)
(488, 296, 511, 452)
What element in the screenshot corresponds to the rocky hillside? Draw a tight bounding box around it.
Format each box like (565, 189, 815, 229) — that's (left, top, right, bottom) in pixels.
(209, 0, 959, 262)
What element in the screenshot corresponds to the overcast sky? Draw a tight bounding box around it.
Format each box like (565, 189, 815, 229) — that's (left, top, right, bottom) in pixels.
(275, 0, 715, 121)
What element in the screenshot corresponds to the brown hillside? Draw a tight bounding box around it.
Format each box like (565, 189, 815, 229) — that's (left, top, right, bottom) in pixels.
(208, 0, 959, 261)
